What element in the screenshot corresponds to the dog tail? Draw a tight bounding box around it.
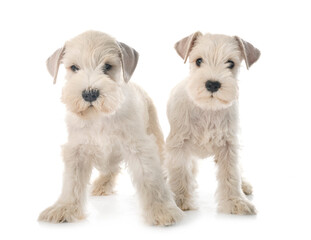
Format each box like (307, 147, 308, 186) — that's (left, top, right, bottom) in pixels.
(146, 97, 165, 165)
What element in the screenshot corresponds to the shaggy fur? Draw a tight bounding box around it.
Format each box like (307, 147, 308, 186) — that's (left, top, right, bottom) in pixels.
(166, 32, 260, 214)
(38, 31, 183, 225)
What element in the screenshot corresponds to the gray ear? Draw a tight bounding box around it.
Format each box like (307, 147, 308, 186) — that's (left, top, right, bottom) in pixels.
(174, 31, 202, 63)
(117, 42, 139, 83)
(46, 47, 65, 84)
(235, 36, 260, 69)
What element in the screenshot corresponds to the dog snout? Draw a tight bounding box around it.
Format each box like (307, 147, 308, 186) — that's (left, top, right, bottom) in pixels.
(205, 80, 221, 93)
(82, 89, 100, 102)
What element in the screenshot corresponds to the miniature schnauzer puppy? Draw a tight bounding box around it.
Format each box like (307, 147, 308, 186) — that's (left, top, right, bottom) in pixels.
(38, 31, 183, 225)
(166, 32, 260, 214)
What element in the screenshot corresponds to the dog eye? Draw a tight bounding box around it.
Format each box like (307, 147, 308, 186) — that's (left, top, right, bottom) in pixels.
(102, 63, 112, 73)
(70, 65, 79, 72)
(196, 58, 203, 67)
(226, 60, 235, 69)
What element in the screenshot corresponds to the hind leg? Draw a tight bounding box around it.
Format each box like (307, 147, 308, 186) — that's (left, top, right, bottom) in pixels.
(92, 171, 119, 196)
(91, 151, 122, 196)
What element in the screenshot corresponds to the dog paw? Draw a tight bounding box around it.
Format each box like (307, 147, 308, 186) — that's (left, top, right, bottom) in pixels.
(218, 198, 256, 215)
(145, 202, 184, 226)
(242, 181, 253, 195)
(91, 175, 115, 196)
(38, 203, 85, 223)
(175, 197, 197, 211)
(91, 183, 114, 196)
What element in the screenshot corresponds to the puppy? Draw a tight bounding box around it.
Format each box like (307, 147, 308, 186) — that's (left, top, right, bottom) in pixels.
(38, 30, 183, 225)
(166, 32, 260, 214)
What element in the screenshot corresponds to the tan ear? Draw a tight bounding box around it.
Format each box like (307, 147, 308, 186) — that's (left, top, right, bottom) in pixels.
(46, 47, 65, 84)
(235, 36, 260, 69)
(174, 31, 202, 63)
(117, 42, 139, 83)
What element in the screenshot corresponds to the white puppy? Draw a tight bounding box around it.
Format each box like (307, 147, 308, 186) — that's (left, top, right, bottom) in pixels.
(166, 32, 260, 214)
(38, 31, 183, 225)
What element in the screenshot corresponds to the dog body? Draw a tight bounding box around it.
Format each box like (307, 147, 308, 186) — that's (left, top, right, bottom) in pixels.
(166, 32, 260, 214)
(167, 79, 238, 158)
(38, 31, 182, 225)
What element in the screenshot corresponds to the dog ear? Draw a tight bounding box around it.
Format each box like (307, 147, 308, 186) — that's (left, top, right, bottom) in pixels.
(175, 31, 202, 63)
(117, 42, 139, 83)
(46, 47, 65, 84)
(235, 37, 260, 69)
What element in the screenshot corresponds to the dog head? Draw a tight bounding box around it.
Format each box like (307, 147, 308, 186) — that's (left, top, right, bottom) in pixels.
(46, 30, 139, 116)
(175, 32, 260, 110)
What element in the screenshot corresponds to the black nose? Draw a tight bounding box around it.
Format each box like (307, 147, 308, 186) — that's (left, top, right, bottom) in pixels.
(82, 89, 99, 102)
(205, 80, 221, 93)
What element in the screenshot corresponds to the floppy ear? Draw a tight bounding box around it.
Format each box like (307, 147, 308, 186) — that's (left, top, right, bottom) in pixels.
(46, 47, 65, 84)
(117, 42, 139, 83)
(174, 31, 202, 63)
(235, 36, 260, 69)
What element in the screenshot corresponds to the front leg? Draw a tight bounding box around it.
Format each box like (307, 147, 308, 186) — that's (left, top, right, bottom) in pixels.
(214, 142, 256, 215)
(166, 144, 198, 211)
(38, 144, 93, 223)
(125, 136, 183, 226)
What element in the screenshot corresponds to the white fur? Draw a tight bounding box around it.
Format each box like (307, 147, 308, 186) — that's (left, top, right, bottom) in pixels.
(166, 33, 257, 214)
(38, 31, 183, 225)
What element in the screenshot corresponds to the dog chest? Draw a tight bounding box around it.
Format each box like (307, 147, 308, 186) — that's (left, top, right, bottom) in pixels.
(189, 108, 235, 149)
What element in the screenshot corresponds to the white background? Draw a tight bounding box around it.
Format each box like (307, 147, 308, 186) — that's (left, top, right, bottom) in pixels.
(0, 0, 310, 239)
